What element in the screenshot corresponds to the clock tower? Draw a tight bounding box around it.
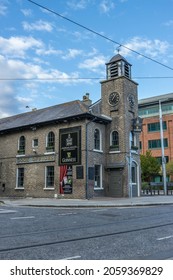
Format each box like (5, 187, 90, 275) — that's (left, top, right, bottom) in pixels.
(101, 54, 141, 197)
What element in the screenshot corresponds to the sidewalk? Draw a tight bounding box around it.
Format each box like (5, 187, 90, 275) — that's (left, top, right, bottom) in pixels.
(1, 195, 173, 208)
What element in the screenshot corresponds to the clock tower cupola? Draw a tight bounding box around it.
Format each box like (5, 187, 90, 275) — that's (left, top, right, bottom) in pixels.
(106, 54, 132, 80)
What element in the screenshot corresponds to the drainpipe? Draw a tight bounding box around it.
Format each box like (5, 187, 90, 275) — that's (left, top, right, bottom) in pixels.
(85, 117, 96, 199)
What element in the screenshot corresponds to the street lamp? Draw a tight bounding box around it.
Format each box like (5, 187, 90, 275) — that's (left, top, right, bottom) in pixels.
(159, 100, 167, 195)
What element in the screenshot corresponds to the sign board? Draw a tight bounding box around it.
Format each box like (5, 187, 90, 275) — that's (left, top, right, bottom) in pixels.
(59, 126, 81, 165)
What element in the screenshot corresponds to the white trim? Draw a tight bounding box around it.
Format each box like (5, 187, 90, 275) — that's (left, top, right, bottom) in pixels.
(16, 168, 24, 189)
(44, 166, 47, 189)
(93, 149, 103, 153)
(131, 159, 140, 197)
(109, 151, 120, 154)
(94, 164, 103, 189)
(44, 152, 55, 155)
(94, 127, 102, 151)
(45, 166, 55, 189)
(32, 138, 38, 148)
(43, 187, 55, 190)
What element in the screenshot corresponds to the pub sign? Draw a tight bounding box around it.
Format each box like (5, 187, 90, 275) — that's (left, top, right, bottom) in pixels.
(59, 126, 81, 165)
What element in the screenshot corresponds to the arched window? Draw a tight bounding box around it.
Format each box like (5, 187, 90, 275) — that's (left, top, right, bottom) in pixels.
(111, 131, 119, 149)
(46, 131, 55, 152)
(18, 136, 25, 154)
(94, 129, 101, 150)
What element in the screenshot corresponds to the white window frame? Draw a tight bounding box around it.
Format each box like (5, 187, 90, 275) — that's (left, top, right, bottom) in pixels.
(94, 164, 103, 190)
(93, 128, 103, 152)
(32, 138, 38, 148)
(44, 166, 55, 190)
(15, 168, 25, 189)
(45, 131, 55, 154)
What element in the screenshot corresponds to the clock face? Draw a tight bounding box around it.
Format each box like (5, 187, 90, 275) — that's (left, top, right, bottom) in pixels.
(108, 92, 120, 106)
(128, 94, 135, 107)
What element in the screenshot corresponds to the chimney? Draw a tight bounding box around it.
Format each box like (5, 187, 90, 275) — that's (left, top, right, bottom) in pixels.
(82, 93, 92, 106)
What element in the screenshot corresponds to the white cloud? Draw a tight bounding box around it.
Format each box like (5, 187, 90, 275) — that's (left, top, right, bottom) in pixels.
(62, 49, 83, 60)
(67, 0, 89, 10)
(21, 9, 32, 17)
(0, 52, 92, 116)
(0, 36, 43, 58)
(99, 0, 115, 14)
(120, 37, 170, 58)
(22, 20, 53, 32)
(36, 46, 62, 56)
(78, 55, 106, 72)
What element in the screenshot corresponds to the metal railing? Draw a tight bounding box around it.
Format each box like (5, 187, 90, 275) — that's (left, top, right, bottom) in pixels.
(141, 182, 173, 195)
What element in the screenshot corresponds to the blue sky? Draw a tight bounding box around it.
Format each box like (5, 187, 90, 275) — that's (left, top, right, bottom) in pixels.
(0, 0, 173, 117)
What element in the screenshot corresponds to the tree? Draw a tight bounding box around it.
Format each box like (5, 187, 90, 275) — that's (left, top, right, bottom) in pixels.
(140, 150, 160, 182)
(166, 160, 173, 177)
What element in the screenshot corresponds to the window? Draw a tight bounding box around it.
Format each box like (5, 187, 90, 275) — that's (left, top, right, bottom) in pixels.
(148, 138, 168, 149)
(94, 129, 101, 150)
(17, 168, 24, 188)
(18, 136, 25, 154)
(148, 121, 167, 132)
(45, 166, 54, 188)
(46, 131, 55, 152)
(156, 156, 169, 165)
(94, 165, 102, 188)
(139, 141, 142, 150)
(32, 138, 38, 147)
(111, 131, 119, 147)
(139, 103, 173, 118)
(131, 162, 137, 184)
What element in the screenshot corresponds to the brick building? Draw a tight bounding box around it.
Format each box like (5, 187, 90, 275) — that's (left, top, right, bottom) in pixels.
(0, 54, 141, 198)
(139, 93, 173, 181)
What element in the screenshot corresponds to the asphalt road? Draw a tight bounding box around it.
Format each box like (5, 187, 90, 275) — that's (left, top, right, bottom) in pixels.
(0, 204, 173, 260)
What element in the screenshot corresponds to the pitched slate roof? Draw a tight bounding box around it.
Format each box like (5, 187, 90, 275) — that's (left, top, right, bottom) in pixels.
(0, 100, 111, 133)
(106, 54, 131, 65)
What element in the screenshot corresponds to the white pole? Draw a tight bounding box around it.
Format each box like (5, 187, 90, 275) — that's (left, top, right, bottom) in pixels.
(159, 100, 167, 195)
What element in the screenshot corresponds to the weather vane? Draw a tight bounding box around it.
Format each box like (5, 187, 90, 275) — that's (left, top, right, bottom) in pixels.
(116, 45, 121, 54)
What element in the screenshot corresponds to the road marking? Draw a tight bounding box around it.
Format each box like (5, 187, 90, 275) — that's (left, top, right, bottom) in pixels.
(58, 212, 77, 216)
(157, 235, 173, 241)
(11, 216, 35, 220)
(0, 209, 17, 214)
(91, 209, 108, 212)
(61, 256, 81, 260)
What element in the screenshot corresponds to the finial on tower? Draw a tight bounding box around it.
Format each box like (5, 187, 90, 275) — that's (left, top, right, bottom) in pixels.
(116, 45, 121, 54)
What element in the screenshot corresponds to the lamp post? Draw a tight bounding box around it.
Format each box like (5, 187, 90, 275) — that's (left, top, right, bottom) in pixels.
(159, 100, 167, 195)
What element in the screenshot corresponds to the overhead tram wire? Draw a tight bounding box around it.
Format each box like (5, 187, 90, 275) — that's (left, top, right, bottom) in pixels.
(0, 76, 173, 81)
(28, 0, 173, 72)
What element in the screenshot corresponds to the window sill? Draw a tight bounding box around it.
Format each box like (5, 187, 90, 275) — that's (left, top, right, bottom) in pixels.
(16, 154, 25, 157)
(44, 187, 55, 190)
(44, 152, 55, 155)
(15, 187, 24, 190)
(93, 149, 103, 153)
(109, 150, 120, 154)
(94, 187, 104, 190)
(131, 150, 138, 154)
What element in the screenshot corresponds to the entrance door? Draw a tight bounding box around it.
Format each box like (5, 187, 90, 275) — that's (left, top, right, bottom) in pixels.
(108, 169, 123, 197)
